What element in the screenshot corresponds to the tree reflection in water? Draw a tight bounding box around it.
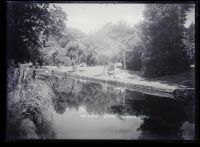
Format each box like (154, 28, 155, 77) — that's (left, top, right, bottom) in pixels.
(52, 77, 195, 140)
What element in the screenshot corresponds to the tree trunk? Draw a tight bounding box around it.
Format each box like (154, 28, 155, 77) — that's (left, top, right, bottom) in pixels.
(72, 58, 76, 71)
(123, 51, 126, 70)
(101, 64, 108, 75)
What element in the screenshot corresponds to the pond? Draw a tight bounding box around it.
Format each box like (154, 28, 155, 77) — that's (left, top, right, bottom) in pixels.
(50, 77, 195, 140)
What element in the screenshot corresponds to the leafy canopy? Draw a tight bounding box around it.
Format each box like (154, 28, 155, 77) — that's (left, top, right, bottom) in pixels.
(7, 2, 67, 65)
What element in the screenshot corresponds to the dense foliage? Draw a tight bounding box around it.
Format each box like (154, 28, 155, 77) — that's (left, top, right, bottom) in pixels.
(7, 2, 67, 65)
(41, 28, 86, 69)
(44, 21, 138, 68)
(184, 23, 195, 64)
(140, 4, 193, 77)
(124, 22, 144, 70)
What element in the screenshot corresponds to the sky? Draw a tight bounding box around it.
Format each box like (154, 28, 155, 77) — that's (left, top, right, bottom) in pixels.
(56, 4, 195, 34)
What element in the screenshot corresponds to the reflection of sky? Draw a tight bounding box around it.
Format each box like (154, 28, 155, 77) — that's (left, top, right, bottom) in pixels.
(53, 106, 143, 139)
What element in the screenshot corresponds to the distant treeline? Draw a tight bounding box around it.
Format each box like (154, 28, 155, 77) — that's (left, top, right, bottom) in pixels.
(6, 2, 195, 78)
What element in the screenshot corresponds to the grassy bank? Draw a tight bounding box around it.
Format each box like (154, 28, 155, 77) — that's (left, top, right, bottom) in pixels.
(6, 65, 55, 140)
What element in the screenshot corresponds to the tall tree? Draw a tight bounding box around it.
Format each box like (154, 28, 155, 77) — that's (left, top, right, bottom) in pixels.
(141, 4, 193, 77)
(125, 22, 144, 71)
(6, 2, 67, 65)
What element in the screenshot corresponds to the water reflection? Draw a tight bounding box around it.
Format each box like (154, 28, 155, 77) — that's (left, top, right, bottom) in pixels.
(51, 77, 195, 140)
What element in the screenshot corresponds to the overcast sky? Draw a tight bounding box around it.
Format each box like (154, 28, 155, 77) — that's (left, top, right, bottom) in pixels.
(56, 4, 195, 34)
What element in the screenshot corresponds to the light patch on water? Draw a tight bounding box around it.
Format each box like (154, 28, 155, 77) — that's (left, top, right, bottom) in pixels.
(80, 114, 139, 119)
(181, 121, 195, 140)
(52, 106, 143, 139)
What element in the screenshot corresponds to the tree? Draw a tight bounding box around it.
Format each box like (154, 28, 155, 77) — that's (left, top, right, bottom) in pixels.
(102, 21, 135, 69)
(6, 2, 67, 65)
(66, 41, 79, 71)
(100, 21, 147, 70)
(141, 4, 193, 78)
(125, 22, 144, 70)
(52, 51, 59, 67)
(184, 23, 195, 64)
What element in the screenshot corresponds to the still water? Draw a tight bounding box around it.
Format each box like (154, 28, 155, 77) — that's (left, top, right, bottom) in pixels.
(51, 77, 195, 140)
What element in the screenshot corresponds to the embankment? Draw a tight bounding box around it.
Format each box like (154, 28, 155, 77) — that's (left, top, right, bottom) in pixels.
(6, 65, 55, 140)
(36, 67, 195, 99)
